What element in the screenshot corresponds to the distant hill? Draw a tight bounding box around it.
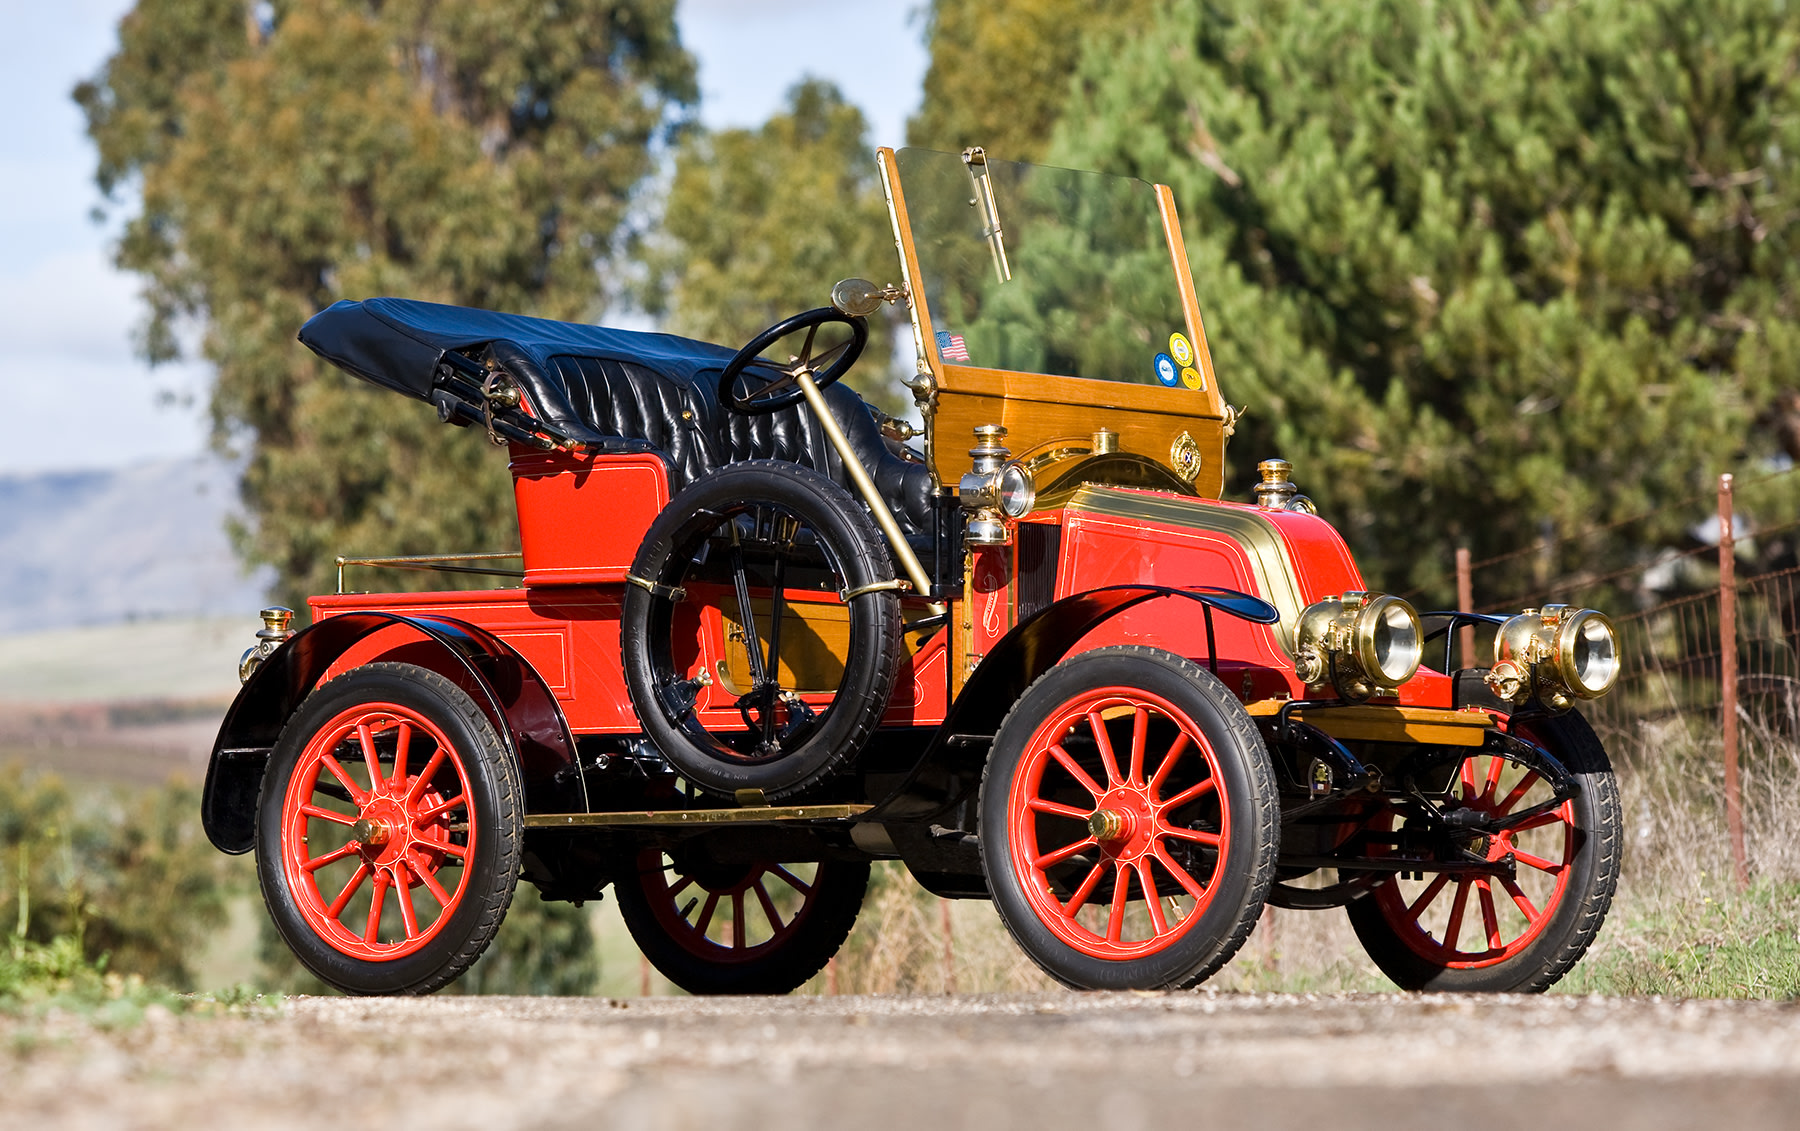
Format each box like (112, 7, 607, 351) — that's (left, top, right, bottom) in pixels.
(0, 456, 272, 635)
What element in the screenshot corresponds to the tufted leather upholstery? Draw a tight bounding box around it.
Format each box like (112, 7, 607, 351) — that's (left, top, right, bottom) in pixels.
(489, 340, 937, 539)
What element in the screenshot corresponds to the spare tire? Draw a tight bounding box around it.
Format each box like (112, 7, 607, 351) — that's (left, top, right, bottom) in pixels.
(620, 461, 903, 800)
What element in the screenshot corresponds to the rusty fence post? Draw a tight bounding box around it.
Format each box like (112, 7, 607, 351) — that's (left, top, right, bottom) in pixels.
(1455, 547, 1475, 667)
(1719, 472, 1748, 891)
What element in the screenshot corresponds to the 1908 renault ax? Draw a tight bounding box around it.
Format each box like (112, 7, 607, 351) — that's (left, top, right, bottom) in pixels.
(204, 147, 1623, 996)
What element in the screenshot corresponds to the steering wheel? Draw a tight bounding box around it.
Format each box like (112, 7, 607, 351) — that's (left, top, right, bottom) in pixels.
(718, 307, 868, 416)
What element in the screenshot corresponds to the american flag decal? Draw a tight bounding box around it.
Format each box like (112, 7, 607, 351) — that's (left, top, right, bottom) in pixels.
(936, 331, 970, 361)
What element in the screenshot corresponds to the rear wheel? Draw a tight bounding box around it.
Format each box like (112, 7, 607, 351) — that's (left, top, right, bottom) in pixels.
(614, 843, 868, 995)
(1347, 711, 1621, 992)
(980, 647, 1279, 990)
(255, 662, 522, 995)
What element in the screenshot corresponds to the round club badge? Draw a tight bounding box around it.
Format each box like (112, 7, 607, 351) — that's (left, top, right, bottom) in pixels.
(1169, 332, 1194, 368)
(1154, 352, 1179, 386)
(1180, 366, 1203, 390)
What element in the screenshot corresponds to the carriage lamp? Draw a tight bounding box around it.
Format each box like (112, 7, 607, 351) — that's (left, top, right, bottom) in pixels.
(959, 425, 1037, 545)
(1293, 592, 1424, 701)
(1484, 605, 1620, 709)
(238, 606, 296, 684)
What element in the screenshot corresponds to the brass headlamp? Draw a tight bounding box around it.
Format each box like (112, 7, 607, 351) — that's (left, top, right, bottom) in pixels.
(1484, 605, 1619, 709)
(959, 424, 1036, 546)
(1294, 592, 1424, 701)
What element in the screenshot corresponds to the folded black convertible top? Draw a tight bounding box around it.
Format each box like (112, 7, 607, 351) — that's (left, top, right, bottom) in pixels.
(298, 296, 739, 403)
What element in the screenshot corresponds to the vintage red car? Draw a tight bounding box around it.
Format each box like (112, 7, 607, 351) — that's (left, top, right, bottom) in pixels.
(205, 146, 1623, 995)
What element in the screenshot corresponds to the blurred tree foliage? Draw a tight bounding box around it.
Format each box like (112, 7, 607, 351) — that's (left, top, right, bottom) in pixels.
(642, 80, 912, 417)
(1032, 0, 1800, 603)
(77, 0, 696, 606)
(907, 0, 1147, 163)
(0, 772, 230, 989)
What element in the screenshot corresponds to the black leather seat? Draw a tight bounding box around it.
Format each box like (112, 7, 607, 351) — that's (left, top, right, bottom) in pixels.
(298, 297, 938, 542)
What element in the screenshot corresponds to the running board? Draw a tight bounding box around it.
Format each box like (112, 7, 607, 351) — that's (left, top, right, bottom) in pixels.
(524, 804, 873, 828)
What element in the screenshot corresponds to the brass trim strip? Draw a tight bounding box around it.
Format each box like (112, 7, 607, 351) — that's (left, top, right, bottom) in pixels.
(336, 552, 524, 594)
(524, 804, 874, 828)
(1063, 485, 1304, 654)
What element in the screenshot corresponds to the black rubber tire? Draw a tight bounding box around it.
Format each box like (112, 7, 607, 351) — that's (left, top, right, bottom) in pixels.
(621, 461, 902, 800)
(1346, 710, 1622, 992)
(614, 850, 869, 995)
(255, 663, 523, 995)
(979, 646, 1280, 990)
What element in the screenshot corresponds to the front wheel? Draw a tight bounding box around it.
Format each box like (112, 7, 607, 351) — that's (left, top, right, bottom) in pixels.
(980, 646, 1279, 990)
(255, 662, 523, 995)
(614, 843, 868, 995)
(1346, 711, 1621, 992)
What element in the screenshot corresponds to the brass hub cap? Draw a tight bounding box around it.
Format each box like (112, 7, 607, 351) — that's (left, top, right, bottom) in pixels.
(352, 817, 392, 849)
(1088, 808, 1133, 844)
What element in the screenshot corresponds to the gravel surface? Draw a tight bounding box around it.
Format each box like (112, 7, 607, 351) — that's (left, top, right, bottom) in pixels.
(9, 992, 1800, 1129)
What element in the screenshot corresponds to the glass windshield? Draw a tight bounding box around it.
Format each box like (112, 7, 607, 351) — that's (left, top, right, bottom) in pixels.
(895, 147, 1201, 391)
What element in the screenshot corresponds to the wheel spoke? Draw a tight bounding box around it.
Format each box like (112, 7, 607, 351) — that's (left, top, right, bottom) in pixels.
(1483, 754, 1504, 801)
(1495, 770, 1540, 816)
(393, 865, 420, 940)
(1137, 861, 1168, 935)
(695, 891, 721, 935)
(327, 862, 370, 919)
(411, 794, 466, 826)
(409, 853, 451, 907)
(1127, 708, 1148, 786)
(669, 875, 695, 900)
(1160, 776, 1218, 811)
(392, 722, 412, 786)
(752, 879, 783, 932)
(1459, 759, 1478, 801)
(434, 840, 467, 859)
(1510, 808, 1571, 833)
(357, 724, 385, 791)
(1406, 873, 1451, 922)
(1501, 877, 1542, 924)
(320, 754, 369, 806)
(1034, 836, 1098, 870)
(1152, 845, 1210, 900)
(1510, 847, 1565, 875)
(1476, 879, 1503, 950)
(1027, 797, 1092, 820)
(364, 870, 390, 944)
(302, 841, 359, 873)
(771, 864, 813, 896)
(1106, 863, 1131, 942)
(732, 892, 747, 949)
(1442, 880, 1471, 950)
(1147, 732, 1191, 795)
(404, 748, 449, 806)
(1062, 862, 1106, 917)
(1087, 710, 1124, 786)
(1158, 824, 1221, 848)
(299, 803, 356, 826)
(1048, 743, 1104, 798)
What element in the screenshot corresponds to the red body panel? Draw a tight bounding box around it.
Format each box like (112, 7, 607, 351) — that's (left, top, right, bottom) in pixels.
(511, 449, 669, 587)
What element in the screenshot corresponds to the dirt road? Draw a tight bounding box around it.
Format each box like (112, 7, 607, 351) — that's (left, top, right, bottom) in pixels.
(9, 991, 1800, 1129)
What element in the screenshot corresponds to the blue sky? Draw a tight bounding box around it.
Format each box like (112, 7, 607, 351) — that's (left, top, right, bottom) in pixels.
(0, 1, 928, 474)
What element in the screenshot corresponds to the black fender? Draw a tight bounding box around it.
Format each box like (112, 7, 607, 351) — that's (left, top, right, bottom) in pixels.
(872, 584, 1279, 821)
(202, 612, 584, 854)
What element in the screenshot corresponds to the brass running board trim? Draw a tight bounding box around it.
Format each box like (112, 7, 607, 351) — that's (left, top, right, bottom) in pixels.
(1245, 700, 1493, 748)
(524, 804, 874, 829)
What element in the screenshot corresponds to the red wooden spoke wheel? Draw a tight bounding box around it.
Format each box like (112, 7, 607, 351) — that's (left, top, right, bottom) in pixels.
(982, 647, 1278, 990)
(256, 663, 522, 995)
(615, 843, 868, 995)
(1348, 711, 1621, 993)
(279, 701, 475, 960)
